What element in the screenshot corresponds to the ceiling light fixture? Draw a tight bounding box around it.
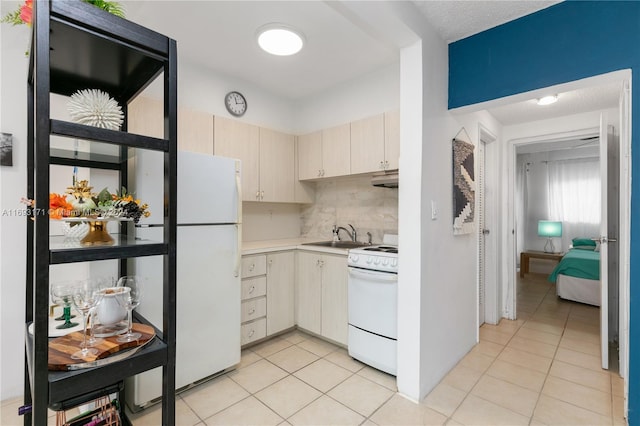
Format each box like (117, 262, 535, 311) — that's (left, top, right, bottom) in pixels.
(537, 95, 558, 106)
(257, 24, 305, 56)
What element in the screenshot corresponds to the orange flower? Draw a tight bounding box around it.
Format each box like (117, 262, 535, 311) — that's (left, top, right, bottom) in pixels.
(49, 193, 73, 219)
(19, 0, 32, 25)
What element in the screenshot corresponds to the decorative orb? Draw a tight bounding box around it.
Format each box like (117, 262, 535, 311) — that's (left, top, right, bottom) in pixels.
(67, 89, 124, 130)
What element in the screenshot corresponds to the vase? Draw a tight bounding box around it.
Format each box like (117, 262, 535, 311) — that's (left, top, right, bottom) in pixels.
(96, 287, 129, 326)
(80, 220, 114, 246)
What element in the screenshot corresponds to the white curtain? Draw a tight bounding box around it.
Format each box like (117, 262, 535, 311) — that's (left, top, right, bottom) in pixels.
(547, 157, 600, 250)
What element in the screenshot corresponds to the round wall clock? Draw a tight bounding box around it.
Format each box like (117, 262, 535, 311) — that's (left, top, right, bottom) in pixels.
(224, 91, 247, 117)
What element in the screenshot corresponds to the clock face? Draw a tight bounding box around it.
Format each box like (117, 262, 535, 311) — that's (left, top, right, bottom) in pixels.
(225, 91, 247, 117)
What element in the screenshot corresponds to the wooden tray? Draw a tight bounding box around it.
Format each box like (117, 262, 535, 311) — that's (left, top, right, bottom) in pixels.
(48, 323, 155, 371)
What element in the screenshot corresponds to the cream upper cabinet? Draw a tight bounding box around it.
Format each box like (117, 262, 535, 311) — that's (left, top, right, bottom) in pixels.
(128, 97, 214, 156)
(297, 131, 323, 180)
(296, 251, 348, 345)
(322, 123, 351, 178)
(350, 111, 399, 174)
(294, 137, 315, 203)
(350, 114, 385, 174)
(127, 96, 164, 138)
(296, 251, 322, 335)
(298, 125, 350, 180)
(178, 107, 213, 155)
(213, 116, 260, 201)
(266, 251, 295, 335)
(384, 110, 400, 171)
(259, 128, 295, 203)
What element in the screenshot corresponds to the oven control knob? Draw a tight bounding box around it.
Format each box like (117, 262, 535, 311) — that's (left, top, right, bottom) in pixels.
(366, 257, 373, 264)
(350, 254, 359, 263)
(391, 259, 398, 267)
(374, 258, 380, 265)
(382, 258, 389, 266)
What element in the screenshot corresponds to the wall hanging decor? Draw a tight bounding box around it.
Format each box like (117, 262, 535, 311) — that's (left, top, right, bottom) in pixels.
(1, 133, 13, 166)
(452, 128, 475, 235)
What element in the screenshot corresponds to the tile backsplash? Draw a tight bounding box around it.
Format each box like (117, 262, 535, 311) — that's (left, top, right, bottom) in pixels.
(301, 176, 398, 244)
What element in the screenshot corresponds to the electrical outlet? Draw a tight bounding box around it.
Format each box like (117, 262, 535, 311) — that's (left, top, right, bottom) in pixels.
(431, 201, 437, 220)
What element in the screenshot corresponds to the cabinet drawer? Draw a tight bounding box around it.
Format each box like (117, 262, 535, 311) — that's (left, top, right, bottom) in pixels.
(241, 255, 267, 278)
(241, 318, 267, 345)
(241, 296, 267, 323)
(241, 276, 267, 300)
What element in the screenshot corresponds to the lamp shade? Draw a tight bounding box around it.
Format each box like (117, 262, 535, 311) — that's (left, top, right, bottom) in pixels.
(538, 220, 562, 238)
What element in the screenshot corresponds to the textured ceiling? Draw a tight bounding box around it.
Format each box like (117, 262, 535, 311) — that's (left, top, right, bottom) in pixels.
(413, 0, 561, 43)
(487, 82, 622, 125)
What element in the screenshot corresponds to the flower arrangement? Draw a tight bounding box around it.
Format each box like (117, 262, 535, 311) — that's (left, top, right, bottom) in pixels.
(1, 0, 125, 26)
(49, 174, 150, 223)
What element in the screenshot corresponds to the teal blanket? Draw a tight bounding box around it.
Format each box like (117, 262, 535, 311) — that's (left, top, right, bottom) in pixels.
(548, 248, 600, 283)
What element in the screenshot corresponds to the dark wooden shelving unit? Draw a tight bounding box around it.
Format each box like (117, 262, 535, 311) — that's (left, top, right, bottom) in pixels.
(24, 1, 177, 424)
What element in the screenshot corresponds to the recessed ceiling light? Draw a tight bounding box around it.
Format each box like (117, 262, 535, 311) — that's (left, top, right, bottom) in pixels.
(257, 24, 305, 56)
(537, 95, 558, 106)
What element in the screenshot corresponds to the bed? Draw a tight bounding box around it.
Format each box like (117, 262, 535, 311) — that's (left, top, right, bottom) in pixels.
(548, 243, 601, 306)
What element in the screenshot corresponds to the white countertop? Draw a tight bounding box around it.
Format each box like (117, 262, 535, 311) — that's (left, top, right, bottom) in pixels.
(241, 238, 352, 256)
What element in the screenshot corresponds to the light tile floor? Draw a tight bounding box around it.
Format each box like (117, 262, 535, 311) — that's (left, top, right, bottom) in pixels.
(1, 273, 627, 425)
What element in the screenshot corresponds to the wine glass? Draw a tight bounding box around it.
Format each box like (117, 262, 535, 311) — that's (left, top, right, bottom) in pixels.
(70, 280, 104, 360)
(85, 277, 113, 347)
(50, 282, 80, 329)
(116, 276, 144, 343)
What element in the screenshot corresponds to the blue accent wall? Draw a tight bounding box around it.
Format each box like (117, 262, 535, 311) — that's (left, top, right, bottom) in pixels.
(449, 1, 640, 422)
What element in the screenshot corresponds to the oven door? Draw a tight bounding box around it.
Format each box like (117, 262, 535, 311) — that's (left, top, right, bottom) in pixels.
(348, 267, 398, 339)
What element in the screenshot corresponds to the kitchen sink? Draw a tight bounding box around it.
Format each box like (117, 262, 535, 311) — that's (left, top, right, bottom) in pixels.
(302, 241, 369, 249)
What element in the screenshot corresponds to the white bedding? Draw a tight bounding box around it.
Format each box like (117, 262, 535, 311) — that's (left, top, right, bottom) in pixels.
(556, 273, 600, 306)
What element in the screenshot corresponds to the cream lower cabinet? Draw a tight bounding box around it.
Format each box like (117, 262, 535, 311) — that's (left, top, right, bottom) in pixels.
(296, 251, 348, 345)
(266, 251, 295, 335)
(241, 251, 296, 345)
(240, 255, 268, 346)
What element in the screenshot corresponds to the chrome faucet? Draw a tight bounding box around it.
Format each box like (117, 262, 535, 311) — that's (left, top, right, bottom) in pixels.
(334, 224, 357, 242)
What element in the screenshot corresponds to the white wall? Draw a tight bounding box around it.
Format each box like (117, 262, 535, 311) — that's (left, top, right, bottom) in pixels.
(397, 21, 480, 399)
(0, 0, 29, 400)
(293, 63, 400, 134)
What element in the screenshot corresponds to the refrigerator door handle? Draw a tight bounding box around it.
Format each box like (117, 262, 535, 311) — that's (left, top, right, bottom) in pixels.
(234, 160, 242, 278)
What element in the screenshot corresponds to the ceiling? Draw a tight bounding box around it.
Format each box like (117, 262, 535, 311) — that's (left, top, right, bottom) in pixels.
(121, 1, 619, 124)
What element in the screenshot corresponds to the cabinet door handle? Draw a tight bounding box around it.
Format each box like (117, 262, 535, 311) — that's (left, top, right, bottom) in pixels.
(249, 264, 255, 271)
(380, 161, 384, 169)
(321, 169, 325, 176)
(317, 170, 322, 177)
(385, 160, 389, 169)
(268, 259, 273, 267)
(260, 190, 264, 200)
(255, 191, 260, 200)
(249, 308, 255, 315)
(249, 285, 255, 294)
(248, 329, 255, 337)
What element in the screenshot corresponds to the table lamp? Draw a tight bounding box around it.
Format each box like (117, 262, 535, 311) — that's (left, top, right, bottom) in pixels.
(538, 220, 562, 253)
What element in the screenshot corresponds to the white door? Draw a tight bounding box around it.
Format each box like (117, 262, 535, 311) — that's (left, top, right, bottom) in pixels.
(598, 115, 610, 369)
(478, 128, 498, 325)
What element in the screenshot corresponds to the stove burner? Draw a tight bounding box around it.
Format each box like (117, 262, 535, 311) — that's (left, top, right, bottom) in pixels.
(363, 246, 398, 254)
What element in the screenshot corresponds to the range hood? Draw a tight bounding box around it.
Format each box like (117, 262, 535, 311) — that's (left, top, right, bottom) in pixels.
(371, 171, 399, 188)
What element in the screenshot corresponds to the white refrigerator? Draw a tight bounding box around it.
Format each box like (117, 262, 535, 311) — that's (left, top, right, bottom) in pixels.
(125, 151, 242, 410)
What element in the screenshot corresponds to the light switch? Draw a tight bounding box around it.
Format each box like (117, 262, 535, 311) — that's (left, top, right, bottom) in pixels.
(431, 200, 437, 220)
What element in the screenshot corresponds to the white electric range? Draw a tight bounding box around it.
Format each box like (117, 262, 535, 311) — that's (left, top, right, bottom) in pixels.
(347, 234, 398, 375)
